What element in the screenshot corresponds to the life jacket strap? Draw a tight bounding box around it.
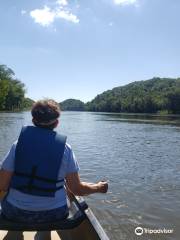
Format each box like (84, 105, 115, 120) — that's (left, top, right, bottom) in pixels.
(14, 171, 64, 183)
(17, 185, 64, 193)
(14, 166, 64, 194)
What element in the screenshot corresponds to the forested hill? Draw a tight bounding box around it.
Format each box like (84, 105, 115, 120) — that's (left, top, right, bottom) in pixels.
(86, 78, 180, 114)
(0, 65, 34, 111)
(1, 65, 180, 114)
(60, 99, 85, 111)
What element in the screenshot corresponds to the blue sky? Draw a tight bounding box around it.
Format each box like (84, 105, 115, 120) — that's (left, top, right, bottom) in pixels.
(0, 0, 180, 102)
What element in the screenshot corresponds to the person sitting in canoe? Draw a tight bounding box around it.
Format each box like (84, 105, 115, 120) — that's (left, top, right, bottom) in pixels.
(0, 99, 108, 223)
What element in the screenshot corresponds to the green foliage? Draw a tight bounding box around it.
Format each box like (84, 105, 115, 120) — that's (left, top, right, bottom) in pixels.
(86, 78, 180, 114)
(60, 99, 85, 111)
(0, 64, 33, 111)
(22, 98, 35, 110)
(4, 79, 25, 110)
(0, 79, 9, 109)
(2, 64, 179, 114)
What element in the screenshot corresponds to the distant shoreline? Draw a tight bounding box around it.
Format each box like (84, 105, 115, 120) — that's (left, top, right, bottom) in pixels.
(0, 108, 31, 113)
(61, 110, 180, 117)
(1, 110, 180, 117)
(60, 78, 180, 114)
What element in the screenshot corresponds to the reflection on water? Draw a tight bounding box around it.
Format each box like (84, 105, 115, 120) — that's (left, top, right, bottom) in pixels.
(96, 112, 180, 126)
(0, 111, 180, 240)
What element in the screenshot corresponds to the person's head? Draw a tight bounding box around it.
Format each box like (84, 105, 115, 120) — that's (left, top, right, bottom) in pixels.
(31, 99, 60, 130)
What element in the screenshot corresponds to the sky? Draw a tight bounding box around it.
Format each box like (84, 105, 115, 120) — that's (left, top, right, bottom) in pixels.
(0, 0, 180, 103)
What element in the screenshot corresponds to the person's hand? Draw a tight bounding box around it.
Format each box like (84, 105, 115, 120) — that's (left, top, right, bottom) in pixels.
(97, 181, 108, 193)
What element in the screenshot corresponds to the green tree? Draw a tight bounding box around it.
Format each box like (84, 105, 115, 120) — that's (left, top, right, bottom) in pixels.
(0, 64, 27, 111)
(85, 77, 180, 114)
(166, 89, 180, 114)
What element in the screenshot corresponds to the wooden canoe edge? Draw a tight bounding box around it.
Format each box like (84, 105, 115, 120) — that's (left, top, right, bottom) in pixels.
(84, 208, 109, 240)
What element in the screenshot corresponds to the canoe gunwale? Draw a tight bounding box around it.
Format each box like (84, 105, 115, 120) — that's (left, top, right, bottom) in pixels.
(84, 208, 109, 240)
(75, 196, 110, 240)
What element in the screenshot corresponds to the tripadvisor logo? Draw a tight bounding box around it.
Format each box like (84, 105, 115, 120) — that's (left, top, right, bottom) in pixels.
(135, 227, 143, 236)
(135, 226, 174, 236)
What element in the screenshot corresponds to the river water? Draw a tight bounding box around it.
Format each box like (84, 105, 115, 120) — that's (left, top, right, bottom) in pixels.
(0, 111, 180, 240)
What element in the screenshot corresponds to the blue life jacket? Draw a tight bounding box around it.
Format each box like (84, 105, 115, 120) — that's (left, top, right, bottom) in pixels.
(10, 126, 67, 197)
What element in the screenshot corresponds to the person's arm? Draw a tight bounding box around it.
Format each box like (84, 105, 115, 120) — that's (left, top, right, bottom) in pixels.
(0, 141, 16, 192)
(0, 169, 13, 191)
(65, 172, 108, 196)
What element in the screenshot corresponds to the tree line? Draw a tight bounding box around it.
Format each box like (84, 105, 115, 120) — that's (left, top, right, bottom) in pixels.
(1, 64, 179, 114)
(0, 65, 33, 111)
(61, 78, 180, 114)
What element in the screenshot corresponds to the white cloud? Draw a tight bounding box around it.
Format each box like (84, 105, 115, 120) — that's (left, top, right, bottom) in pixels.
(30, 6, 55, 27)
(56, 0, 68, 6)
(56, 9, 79, 23)
(114, 0, 138, 6)
(30, 2, 79, 27)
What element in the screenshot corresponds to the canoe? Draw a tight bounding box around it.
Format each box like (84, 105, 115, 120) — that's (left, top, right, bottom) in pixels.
(0, 194, 109, 240)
